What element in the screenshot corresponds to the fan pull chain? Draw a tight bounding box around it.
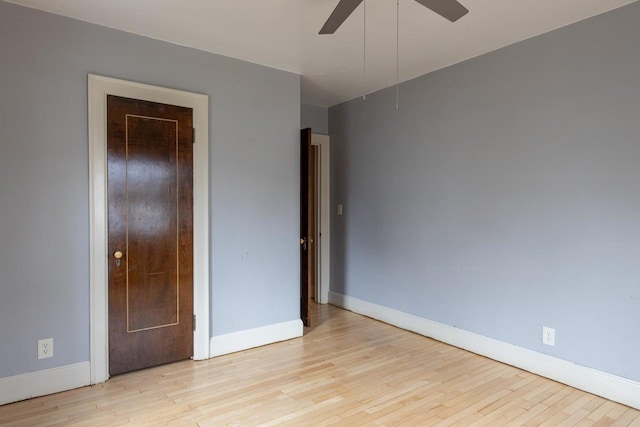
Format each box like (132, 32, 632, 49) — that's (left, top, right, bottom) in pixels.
(396, 0, 400, 109)
(363, 0, 367, 100)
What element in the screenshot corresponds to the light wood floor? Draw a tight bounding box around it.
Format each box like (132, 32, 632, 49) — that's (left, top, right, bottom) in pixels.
(1, 304, 639, 426)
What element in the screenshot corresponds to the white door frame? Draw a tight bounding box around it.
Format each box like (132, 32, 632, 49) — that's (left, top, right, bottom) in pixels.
(311, 133, 330, 304)
(88, 74, 210, 384)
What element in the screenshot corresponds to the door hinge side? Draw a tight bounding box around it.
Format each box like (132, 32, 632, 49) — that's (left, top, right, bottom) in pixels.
(192, 128, 195, 144)
(193, 314, 196, 331)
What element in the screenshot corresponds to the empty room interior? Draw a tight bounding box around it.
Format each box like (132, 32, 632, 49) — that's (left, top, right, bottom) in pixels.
(1, 0, 640, 425)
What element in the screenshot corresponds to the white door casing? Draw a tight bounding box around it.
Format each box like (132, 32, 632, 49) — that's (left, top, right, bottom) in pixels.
(88, 74, 210, 383)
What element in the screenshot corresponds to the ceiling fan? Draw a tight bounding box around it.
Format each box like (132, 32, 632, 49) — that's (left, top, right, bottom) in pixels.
(319, 0, 469, 34)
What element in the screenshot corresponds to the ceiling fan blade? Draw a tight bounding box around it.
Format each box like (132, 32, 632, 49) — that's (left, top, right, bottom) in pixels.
(414, 0, 469, 22)
(319, 0, 364, 34)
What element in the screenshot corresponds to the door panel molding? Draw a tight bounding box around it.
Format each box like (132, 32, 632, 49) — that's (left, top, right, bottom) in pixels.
(88, 74, 209, 384)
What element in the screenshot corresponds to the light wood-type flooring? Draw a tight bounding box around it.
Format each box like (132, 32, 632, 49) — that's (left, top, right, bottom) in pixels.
(1, 303, 639, 426)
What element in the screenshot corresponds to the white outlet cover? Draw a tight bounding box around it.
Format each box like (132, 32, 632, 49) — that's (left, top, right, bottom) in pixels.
(542, 326, 555, 346)
(38, 338, 54, 359)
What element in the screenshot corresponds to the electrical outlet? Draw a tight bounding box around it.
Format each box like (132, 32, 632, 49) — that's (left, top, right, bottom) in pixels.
(542, 326, 555, 346)
(38, 338, 54, 359)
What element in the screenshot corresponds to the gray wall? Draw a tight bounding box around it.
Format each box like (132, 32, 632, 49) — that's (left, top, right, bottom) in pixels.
(329, 2, 640, 382)
(301, 103, 329, 134)
(0, 1, 300, 378)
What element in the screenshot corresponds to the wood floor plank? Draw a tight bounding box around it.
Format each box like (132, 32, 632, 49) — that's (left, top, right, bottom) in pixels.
(0, 304, 638, 426)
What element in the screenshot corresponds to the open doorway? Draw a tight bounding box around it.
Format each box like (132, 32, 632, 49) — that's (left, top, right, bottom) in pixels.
(300, 130, 330, 327)
(311, 133, 330, 305)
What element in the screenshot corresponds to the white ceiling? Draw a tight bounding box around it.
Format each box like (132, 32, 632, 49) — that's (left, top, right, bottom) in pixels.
(6, 0, 637, 106)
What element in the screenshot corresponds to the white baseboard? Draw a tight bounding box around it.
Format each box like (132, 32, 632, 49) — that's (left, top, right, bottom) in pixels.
(0, 320, 303, 406)
(329, 291, 640, 410)
(210, 319, 303, 358)
(0, 362, 90, 406)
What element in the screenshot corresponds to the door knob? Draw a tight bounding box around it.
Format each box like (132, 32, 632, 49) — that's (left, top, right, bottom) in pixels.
(113, 250, 123, 267)
(300, 238, 307, 251)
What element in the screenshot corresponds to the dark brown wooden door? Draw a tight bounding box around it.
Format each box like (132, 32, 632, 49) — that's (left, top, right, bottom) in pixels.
(300, 128, 316, 327)
(107, 95, 194, 375)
